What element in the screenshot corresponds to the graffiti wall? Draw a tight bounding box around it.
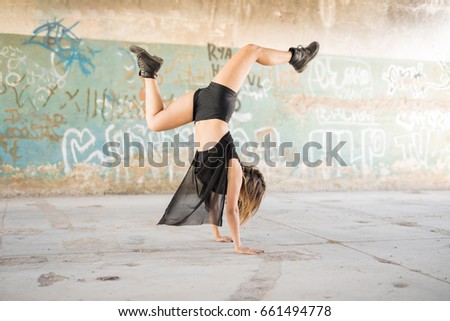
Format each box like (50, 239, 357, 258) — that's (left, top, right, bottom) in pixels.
(1, 20, 449, 195)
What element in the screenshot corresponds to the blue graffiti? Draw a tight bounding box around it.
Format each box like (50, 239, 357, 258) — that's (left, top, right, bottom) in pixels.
(25, 19, 98, 75)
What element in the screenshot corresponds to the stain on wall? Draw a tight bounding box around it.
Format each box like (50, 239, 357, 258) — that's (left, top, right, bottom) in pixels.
(1, 1, 450, 196)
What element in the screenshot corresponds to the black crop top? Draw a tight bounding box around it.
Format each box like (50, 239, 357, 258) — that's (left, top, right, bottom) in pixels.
(193, 82, 237, 123)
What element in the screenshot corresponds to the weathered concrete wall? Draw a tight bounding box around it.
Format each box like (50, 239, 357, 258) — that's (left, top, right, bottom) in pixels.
(1, 0, 450, 196)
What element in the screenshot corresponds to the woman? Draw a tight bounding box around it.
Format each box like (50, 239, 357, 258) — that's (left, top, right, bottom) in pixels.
(130, 42, 319, 255)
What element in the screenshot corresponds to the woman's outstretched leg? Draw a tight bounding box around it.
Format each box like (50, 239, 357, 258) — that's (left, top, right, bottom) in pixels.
(212, 44, 290, 93)
(131, 45, 194, 132)
(144, 78, 194, 132)
(212, 42, 319, 93)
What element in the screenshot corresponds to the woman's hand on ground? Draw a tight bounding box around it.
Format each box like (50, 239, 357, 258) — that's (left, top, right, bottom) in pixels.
(215, 235, 233, 243)
(235, 246, 264, 255)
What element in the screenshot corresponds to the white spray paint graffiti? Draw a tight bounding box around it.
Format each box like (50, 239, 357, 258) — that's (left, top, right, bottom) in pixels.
(117, 48, 138, 85)
(0, 45, 70, 111)
(308, 129, 353, 178)
(1, 45, 68, 89)
(0, 46, 26, 87)
(383, 61, 450, 99)
(308, 57, 374, 99)
(394, 111, 450, 169)
(238, 78, 272, 101)
(361, 128, 386, 170)
(316, 107, 378, 126)
(254, 126, 281, 163)
(61, 128, 104, 174)
(396, 110, 450, 132)
(311, 99, 389, 175)
(61, 124, 197, 182)
(49, 52, 70, 88)
(230, 126, 251, 148)
(4, 33, 450, 194)
(394, 129, 433, 169)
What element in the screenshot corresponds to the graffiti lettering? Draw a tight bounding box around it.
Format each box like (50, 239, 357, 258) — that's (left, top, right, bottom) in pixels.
(396, 111, 450, 131)
(316, 108, 377, 125)
(308, 57, 374, 99)
(383, 62, 450, 99)
(207, 43, 232, 61)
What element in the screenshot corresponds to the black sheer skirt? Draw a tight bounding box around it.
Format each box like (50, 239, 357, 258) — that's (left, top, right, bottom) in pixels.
(157, 131, 239, 226)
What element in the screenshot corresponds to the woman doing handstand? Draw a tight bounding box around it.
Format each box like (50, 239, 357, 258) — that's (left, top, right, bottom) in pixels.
(130, 41, 319, 255)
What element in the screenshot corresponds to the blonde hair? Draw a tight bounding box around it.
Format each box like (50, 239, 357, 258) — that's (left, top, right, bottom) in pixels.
(238, 165, 266, 225)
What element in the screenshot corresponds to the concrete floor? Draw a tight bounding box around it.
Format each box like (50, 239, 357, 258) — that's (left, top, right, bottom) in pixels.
(0, 191, 449, 301)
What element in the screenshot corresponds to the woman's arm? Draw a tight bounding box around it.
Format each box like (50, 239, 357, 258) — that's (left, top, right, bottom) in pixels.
(226, 207, 263, 254)
(211, 225, 232, 242)
(226, 159, 263, 255)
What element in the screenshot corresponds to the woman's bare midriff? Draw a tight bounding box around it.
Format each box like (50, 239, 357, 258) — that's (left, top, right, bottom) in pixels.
(194, 119, 229, 151)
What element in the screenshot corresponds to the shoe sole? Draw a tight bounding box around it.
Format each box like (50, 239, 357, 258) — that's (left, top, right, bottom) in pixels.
(297, 42, 320, 73)
(129, 45, 164, 65)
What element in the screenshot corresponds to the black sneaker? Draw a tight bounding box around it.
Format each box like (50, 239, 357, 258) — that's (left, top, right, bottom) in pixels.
(129, 45, 164, 78)
(289, 41, 320, 73)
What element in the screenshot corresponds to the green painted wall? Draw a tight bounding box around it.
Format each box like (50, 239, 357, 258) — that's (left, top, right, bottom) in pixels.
(1, 23, 450, 195)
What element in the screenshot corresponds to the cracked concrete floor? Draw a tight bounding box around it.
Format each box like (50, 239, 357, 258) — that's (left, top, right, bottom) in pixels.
(1, 191, 449, 300)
